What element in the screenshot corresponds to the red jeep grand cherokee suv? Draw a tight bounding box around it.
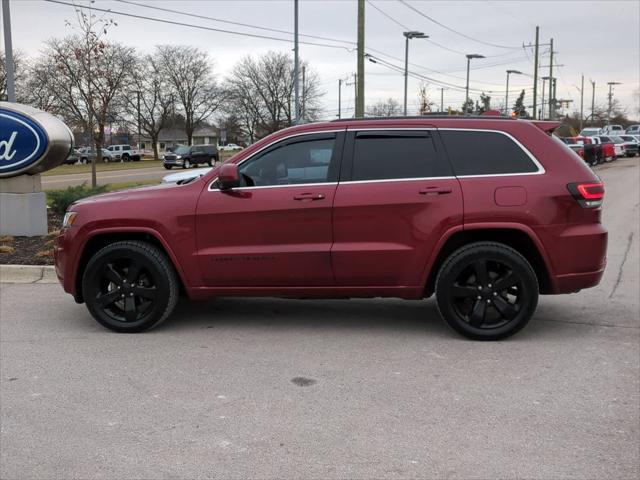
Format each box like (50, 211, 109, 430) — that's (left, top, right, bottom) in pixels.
(54, 116, 607, 340)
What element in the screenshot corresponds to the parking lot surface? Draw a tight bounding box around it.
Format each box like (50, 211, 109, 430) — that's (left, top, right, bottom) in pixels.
(1, 158, 638, 479)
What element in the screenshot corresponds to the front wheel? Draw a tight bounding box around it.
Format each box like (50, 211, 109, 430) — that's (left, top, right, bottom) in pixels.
(435, 242, 538, 341)
(82, 241, 179, 333)
(183, 159, 191, 169)
(164, 165, 172, 170)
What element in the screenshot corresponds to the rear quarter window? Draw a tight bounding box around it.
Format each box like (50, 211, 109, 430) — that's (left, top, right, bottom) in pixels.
(439, 130, 539, 176)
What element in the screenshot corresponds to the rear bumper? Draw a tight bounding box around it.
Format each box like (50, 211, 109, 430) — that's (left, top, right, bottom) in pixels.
(535, 222, 608, 294)
(551, 266, 606, 294)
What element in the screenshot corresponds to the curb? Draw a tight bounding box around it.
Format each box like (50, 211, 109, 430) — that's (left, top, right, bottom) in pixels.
(0, 265, 58, 284)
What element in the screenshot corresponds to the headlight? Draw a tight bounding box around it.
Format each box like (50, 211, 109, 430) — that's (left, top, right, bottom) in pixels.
(62, 211, 78, 228)
(175, 155, 182, 159)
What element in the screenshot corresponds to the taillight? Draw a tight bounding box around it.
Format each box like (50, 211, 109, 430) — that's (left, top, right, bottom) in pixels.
(568, 182, 604, 208)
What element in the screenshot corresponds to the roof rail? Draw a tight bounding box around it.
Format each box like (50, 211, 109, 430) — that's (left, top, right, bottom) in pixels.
(330, 114, 516, 122)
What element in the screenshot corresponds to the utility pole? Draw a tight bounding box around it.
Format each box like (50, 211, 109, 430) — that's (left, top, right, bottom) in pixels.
(541, 76, 549, 119)
(136, 90, 142, 150)
(440, 87, 444, 113)
(2, 0, 16, 102)
(532, 26, 539, 119)
(590, 80, 596, 124)
(607, 81, 621, 123)
(548, 38, 554, 119)
(338, 78, 342, 119)
(293, 0, 300, 125)
(579, 75, 584, 131)
(356, 0, 365, 117)
(301, 65, 306, 121)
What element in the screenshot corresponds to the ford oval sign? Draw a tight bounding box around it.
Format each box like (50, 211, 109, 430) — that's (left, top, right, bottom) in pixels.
(0, 102, 73, 178)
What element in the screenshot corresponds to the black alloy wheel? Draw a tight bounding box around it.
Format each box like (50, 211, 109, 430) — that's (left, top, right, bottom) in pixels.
(435, 242, 538, 340)
(83, 241, 179, 332)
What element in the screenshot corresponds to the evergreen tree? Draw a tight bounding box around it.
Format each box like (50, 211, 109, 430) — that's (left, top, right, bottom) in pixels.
(513, 89, 529, 118)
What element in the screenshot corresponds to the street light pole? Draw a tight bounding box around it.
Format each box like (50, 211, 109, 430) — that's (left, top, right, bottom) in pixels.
(505, 70, 522, 116)
(606, 81, 621, 123)
(590, 80, 596, 124)
(403, 31, 428, 116)
(2, 0, 16, 102)
(293, 0, 300, 125)
(465, 54, 485, 112)
(338, 78, 342, 119)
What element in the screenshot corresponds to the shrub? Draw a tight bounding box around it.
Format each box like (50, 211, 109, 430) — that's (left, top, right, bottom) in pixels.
(47, 184, 108, 214)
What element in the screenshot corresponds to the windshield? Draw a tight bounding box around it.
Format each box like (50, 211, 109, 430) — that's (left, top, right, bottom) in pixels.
(609, 136, 624, 143)
(174, 146, 190, 155)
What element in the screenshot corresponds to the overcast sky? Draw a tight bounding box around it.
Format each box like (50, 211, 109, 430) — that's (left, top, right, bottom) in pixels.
(4, 0, 640, 119)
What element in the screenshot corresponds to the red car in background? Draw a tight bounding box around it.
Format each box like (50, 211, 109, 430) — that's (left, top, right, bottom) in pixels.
(54, 116, 607, 340)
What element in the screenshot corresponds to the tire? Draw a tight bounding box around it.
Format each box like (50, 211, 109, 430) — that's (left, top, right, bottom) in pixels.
(122, 154, 130, 162)
(82, 241, 179, 333)
(80, 157, 87, 164)
(183, 159, 191, 169)
(435, 242, 539, 341)
(103, 157, 110, 162)
(164, 165, 172, 170)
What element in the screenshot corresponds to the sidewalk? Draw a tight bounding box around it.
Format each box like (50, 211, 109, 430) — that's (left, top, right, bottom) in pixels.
(0, 264, 58, 283)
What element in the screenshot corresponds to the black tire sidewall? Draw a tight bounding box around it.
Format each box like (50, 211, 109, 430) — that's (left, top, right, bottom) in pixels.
(435, 243, 539, 340)
(82, 243, 175, 333)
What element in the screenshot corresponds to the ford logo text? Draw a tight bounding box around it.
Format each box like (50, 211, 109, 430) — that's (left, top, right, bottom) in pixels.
(0, 102, 73, 178)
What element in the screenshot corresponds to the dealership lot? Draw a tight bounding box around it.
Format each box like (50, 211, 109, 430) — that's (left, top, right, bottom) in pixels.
(1, 158, 638, 479)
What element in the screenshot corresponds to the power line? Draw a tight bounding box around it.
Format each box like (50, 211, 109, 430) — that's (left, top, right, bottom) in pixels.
(114, 0, 358, 48)
(44, 0, 354, 50)
(397, 0, 523, 50)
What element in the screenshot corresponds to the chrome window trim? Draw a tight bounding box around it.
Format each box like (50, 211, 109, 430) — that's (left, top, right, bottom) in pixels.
(207, 125, 545, 191)
(207, 129, 344, 192)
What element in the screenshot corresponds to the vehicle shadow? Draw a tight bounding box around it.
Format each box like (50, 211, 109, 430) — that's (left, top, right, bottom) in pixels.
(157, 296, 572, 340)
(162, 296, 452, 337)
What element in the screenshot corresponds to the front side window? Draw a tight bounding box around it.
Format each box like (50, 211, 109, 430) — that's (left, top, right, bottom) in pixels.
(238, 135, 335, 187)
(351, 131, 448, 181)
(440, 130, 539, 176)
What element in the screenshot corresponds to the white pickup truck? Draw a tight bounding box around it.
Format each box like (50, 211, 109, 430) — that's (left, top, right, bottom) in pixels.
(106, 144, 142, 161)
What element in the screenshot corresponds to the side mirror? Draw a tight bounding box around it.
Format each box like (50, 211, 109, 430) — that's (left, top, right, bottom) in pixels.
(218, 163, 240, 190)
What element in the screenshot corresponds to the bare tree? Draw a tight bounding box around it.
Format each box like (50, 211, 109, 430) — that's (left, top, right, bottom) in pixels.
(156, 45, 223, 145)
(124, 53, 175, 159)
(28, 8, 133, 186)
(366, 98, 402, 117)
(224, 51, 323, 141)
(417, 82, 435, 115)
(0, 50, 26, 102)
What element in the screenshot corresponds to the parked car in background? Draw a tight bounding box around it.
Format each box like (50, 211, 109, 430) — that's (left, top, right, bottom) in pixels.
(624, 125, 640, 135)
(579, 127, 601, 137)
(562, 136, 598, 166)
(608, 135, 627, 157)
(55, 116, 608, 341)
(106, 144, 142, 161)
(78, 147, 114, 163)
(162, 167, 212, 183)
(601, 125, 624, 135)
(219, 143, 244, 151)
(618, 135, 639, 157)
(63, 149, 81, 165)
(587, 136, 614, 162)
(163, 144, 219, 169)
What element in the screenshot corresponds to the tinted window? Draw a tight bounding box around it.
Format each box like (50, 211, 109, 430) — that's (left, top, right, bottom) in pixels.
(239, 136, 335, 187)
(351, 131, 448, 181)
(123, 146, 131, 151)
(440, 130, 538, 176)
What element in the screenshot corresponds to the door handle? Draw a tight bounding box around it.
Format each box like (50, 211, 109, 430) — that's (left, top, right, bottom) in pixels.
(419, 187, 452, 196)
(293, 193, 325, 201)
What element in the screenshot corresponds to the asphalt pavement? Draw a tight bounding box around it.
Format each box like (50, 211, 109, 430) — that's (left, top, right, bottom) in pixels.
(1, 157, 639, 479)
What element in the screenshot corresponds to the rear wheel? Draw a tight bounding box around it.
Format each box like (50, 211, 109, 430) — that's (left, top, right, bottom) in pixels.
(435, 242, 538, 341)
(82, 241, 179, 333)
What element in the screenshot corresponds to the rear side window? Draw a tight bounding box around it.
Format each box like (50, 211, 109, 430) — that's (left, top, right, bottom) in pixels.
(351, 131, 450, 181)
(440, 130, 539, 176)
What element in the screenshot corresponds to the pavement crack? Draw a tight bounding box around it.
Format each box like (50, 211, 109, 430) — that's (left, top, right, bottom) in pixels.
(609, 232, 633, 299)
(535, 318, 639, 329)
